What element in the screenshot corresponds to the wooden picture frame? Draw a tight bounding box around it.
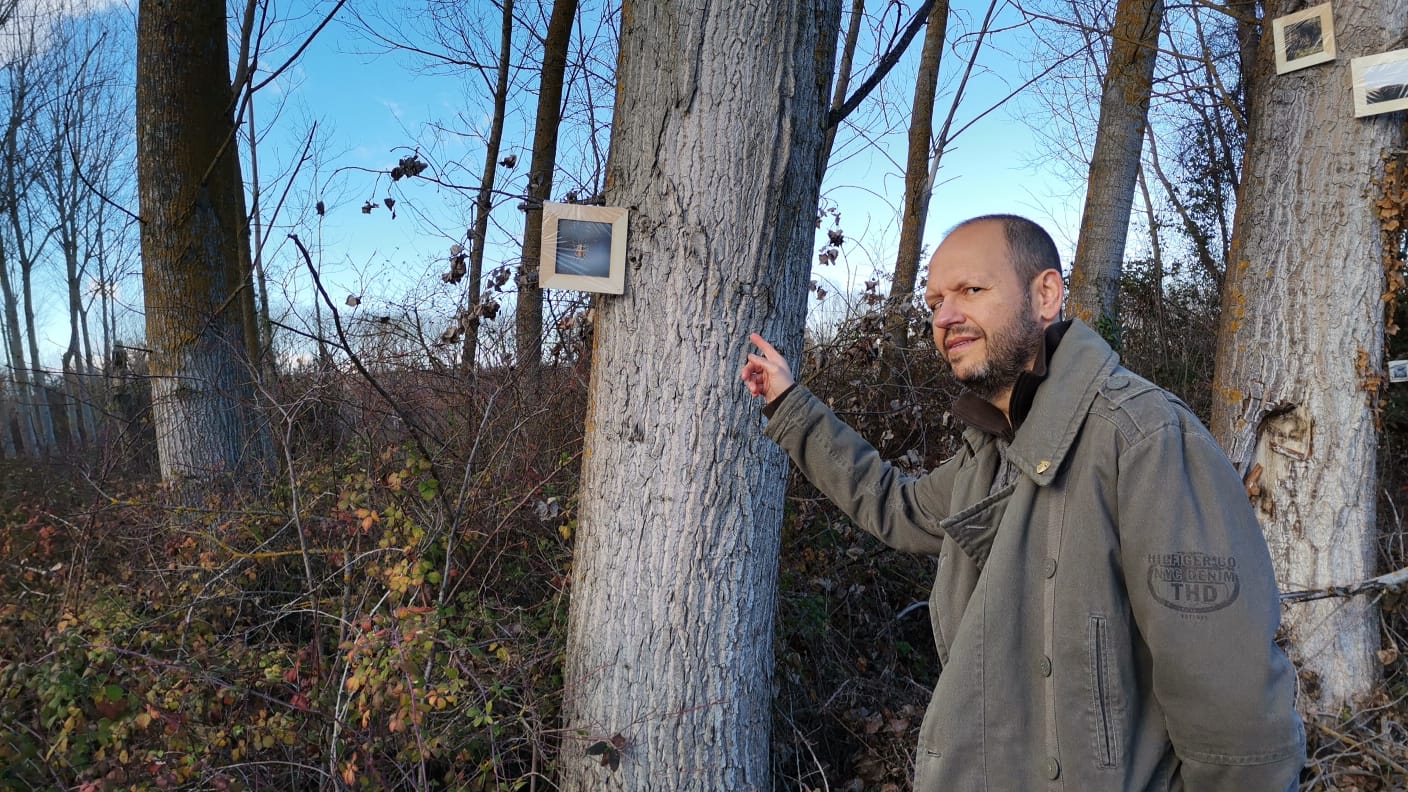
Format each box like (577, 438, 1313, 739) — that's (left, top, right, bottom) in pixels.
(1272, 3, 1336, 75)
(540, 202, 628, 295)
(1351, 49, 1408, 118)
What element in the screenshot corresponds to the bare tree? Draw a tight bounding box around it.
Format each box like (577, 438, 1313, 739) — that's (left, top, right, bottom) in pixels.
(460, 0, 515, 371)
(560, 0, 839, 787)
(514, 0, 577, 373)
(1211, 0, 1407, 712)
(1065, 0, 1163, 336)
(885, 0, 949, 351)
(137, 0, 271, 486)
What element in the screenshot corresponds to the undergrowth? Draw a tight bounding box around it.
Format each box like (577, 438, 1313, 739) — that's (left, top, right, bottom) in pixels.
(4, 269, 1408, 790)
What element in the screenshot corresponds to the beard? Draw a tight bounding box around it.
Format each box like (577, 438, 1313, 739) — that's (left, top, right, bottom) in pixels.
(949, 305, 1044, 400)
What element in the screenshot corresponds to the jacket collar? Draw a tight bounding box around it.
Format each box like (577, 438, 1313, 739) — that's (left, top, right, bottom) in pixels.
(957, 319, 1118, 486)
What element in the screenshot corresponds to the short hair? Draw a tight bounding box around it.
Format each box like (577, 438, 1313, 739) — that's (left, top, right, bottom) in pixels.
(950, 214, 1062, 282)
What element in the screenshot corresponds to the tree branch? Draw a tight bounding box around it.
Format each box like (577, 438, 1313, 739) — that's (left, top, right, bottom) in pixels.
(826, 0, 939, 130)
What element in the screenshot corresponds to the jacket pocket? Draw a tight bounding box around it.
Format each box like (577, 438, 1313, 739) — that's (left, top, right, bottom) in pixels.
(1088, 613, 1123, 769)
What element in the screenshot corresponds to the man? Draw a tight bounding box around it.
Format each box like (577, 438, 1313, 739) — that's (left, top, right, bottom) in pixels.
(741, 215, 1304, 790)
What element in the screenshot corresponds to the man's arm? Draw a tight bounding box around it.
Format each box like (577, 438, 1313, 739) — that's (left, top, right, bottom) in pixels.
(761, 384, 955, 556)
(1117, 417, 1305, 790)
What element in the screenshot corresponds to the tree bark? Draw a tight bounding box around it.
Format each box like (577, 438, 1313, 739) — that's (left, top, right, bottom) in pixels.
(1211, 0, 1406, 713)
(1066, 0, 1163, 337)
(818, 0, 864, 169)
(885, 0, 949, 350)
(137, 0, 272, 486)
(462, 0, 515, 372)
(0, 247, 38, 456)
(560, 2, 839, 788)
(515, 0, 577, 373)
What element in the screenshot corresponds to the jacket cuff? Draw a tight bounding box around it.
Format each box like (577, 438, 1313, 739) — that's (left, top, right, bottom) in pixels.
(761, 383, 800, 419)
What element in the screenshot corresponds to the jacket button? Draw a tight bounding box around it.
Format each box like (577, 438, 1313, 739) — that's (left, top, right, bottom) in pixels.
(1036, 460, 1051, 474)
(1045, 757, 1061, 779)
(1039, 655, 1052, 677)
(1043, 558, 1057, 578)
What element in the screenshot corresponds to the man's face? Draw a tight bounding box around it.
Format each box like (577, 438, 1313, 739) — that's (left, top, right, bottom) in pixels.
(923, 221, 1044, 400)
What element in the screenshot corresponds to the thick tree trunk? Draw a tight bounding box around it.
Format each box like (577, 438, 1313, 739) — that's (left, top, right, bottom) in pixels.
(885, 0, 949, 350)
(560, 1, 838, 788)
(1211, 0, 1406, 713)
(462, 0, 514, 372)
(515, 0, 577, 373)
(1066, 0, 1163, 336)
(137, 0, 272, 486)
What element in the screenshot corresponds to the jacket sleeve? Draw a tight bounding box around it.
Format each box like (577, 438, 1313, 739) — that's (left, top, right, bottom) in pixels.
(762, 385, 955, 556)
(1116, 416, 1305, 791)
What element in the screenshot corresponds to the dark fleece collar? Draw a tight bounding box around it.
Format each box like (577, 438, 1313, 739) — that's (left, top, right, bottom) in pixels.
(952, 320, 1073, 439)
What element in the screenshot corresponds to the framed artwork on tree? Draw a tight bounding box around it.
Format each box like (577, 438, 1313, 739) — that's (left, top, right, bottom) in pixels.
(540, 202, 629, 295)
(1272, 3, 1336, 75)
(1351, 49, 1408, 118)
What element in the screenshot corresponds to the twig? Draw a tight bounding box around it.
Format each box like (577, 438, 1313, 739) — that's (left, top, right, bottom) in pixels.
(288, 232, 448, 494)
(826, 0, 939, 129)
(1281, 565, 1408, 604)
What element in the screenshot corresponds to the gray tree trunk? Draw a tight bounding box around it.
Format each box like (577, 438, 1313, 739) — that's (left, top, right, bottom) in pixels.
(1066, 0, 1163, 336)
(559, 1, 839, 789)
(1211, 0, 1406, 713)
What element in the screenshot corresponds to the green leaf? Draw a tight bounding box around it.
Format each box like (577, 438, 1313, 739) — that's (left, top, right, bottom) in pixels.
(585, 740, 610, 756)
(418, 478, 439, 500)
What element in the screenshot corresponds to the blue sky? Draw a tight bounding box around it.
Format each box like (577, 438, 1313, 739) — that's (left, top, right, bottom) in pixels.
(249, 0, 1087, 351)
(24, 0, 1089, 364)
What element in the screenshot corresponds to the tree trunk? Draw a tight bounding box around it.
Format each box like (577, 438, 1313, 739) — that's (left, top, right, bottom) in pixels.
(885, 0, 949, 350)
(1066, 0, 1163, 337)
(462, 0, 514, 372)
(1211, 0, 1406, 713)
(515, 0, 577, 373)
(560, 1, 838, 788)
(818, 0, 864, 168)
(247, 94, 275, 372)
(137, 0, 272, 486)
(0, 251, 37, 455)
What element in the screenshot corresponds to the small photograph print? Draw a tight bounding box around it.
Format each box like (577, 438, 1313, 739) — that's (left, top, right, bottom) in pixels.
(555, 219, 613, 278)
(1352, 49, 1408, 117)
(1272, 3, 1336, 74)
(539, 202, 629, 295)
(1284, 19, 1323, 61)
(1389, 359, 1408, 384)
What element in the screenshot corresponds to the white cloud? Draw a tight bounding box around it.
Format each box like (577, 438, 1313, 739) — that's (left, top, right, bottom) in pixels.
(0, 0, 127, 62)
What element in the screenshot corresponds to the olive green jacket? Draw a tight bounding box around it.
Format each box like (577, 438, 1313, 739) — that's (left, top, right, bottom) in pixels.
(763, 320, 1304, 791)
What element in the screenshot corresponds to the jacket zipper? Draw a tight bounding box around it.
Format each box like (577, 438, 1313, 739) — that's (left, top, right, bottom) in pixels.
(1091, 614, 1116, 768)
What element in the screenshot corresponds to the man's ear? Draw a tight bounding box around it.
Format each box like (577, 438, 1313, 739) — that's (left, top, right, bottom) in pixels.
(1033, 268, 1064, 323)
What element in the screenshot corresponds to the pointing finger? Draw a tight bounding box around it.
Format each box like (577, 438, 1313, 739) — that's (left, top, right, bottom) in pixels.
(749, 333, 785, 364)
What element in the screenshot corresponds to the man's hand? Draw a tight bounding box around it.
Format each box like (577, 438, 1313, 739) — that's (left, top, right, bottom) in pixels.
(740, 333, 795, 403)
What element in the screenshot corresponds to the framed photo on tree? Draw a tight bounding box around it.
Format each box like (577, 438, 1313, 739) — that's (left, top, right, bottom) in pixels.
(1272, 3, 1336, 75)
(540, 202, 629, 295)
(1351, 49, 1408, 118)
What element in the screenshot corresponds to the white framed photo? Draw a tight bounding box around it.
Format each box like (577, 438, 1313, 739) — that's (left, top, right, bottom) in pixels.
(1389, 359, 1408, 384)
(1351, 49, 1408, 118)
(540, 202, 629, 295)
(1272, 3, 1336, 75)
